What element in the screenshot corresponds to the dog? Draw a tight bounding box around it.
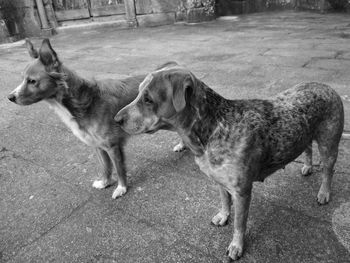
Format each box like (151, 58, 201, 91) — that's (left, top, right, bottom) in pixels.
(114, 64, 344, 261)
(7, 39, 184, 199)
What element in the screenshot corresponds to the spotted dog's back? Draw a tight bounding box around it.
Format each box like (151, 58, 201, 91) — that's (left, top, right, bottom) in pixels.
(265, 82, 344, 176)
(206, 82, 344, 182)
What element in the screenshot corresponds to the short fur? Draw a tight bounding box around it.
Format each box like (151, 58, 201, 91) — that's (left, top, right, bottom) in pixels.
(7, 39, 183, 198)
(115, 65, 344, 261)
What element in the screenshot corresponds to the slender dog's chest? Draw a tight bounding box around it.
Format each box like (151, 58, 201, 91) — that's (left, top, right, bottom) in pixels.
(46, 100, 103, 147)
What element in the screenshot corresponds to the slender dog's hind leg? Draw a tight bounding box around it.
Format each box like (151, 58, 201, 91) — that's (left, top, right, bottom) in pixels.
(173, 140, 187, 152)
(92, 148, 115, 189)
(109, 145, 128, 199)
(301, 143, 313, 176)
(211, 186, 232, 226)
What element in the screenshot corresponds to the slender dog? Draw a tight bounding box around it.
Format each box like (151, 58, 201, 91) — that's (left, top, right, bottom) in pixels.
(114, 65, 344, 261)
(7, 39, 184, 199)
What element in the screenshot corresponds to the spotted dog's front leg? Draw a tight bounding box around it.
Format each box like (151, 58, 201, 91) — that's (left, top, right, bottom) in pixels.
(225, 187, 252, 261)
(92, 148, 116, 189)
(212, 186, 232, 226)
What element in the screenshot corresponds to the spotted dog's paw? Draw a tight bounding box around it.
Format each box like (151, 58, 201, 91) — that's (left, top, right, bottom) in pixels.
(226, 239, 244, 261)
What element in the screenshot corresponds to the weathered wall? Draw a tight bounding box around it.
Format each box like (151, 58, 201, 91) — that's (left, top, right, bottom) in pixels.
(216, 0, 295, 16)
(135, 0, 215, 24)
(0, 0, 42, 43)
(297, 0, 350, 11)
(297, 0, 328, 10)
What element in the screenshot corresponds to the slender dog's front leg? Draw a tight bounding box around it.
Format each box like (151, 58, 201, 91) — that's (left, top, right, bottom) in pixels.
(108, 145, 128, 199)
(212, 186, 232, 226)
(226, 186, 252, 261)
(92, 148, 115, 189)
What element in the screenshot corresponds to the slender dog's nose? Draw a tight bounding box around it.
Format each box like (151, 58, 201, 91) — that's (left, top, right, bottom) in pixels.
(7, 93, 16, 103)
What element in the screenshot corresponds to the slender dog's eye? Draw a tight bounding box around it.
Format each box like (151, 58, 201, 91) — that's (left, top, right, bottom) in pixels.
(27, 78, 36, 85)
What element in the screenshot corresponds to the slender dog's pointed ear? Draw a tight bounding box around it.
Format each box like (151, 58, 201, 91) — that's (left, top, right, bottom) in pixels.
(25, 38, 38, 58)
(172, 74, 193, 112)
(48, 72, 67, 80)
(39, 38, 60, 67)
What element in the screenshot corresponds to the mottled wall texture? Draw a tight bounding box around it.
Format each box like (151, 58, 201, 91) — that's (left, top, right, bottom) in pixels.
(135, 0, 215, 23)
(0, 0, 41, 43)
(1, 0, 350, 43)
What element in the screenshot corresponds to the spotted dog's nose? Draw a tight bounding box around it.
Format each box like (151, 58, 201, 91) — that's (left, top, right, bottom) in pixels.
(114, 112, 125, 126)
(7, 93, 16, 103)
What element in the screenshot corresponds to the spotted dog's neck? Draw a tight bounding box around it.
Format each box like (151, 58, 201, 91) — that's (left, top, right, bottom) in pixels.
(176, 80, 226, 156)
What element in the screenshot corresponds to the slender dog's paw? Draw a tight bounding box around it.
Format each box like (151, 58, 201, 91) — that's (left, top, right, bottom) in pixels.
(173, 142, 186, 152)
(112, 185, 127, 199)
(226, 241, 243, 261)
(92, 179, 115, 189)
(301, 165, 312, 176)
(211, 212, 229, 226)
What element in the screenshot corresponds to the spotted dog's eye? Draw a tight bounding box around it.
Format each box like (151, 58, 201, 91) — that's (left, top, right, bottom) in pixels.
(144, 95, 153, 105)
(27, 78, 36, 85)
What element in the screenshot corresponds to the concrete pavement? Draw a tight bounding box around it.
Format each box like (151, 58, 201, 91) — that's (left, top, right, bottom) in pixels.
(0, 11, 350, 263)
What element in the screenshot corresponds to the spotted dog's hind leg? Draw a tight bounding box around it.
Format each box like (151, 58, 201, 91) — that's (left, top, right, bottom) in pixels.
(301, 143, 313, 176)
(316, 142, 338, 205)
(314, 111, 343, 205)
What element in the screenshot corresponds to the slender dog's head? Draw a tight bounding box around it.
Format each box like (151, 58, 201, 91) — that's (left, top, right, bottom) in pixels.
(115, 63, 196, 134)
(7, 38, 66, 105)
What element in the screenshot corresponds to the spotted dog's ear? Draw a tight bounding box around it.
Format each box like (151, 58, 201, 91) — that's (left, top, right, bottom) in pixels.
(172, 72, 193, 112)
(39, 38, 60, 68)
(25, 38, 38, 58)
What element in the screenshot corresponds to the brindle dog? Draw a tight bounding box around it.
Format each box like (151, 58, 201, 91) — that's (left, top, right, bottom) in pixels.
(114, 65, 344, 261)
(7, 39, 184, 199)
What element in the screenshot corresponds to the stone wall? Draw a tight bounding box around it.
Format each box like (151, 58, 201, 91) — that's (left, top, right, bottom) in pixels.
(297, 0, 350, 11)
(297, 0, 328, 11)
(134, 0, 215, 25)
(182, 0, 216, 23)
(1, 0, 350, 43)
(216, 0, 295, 15)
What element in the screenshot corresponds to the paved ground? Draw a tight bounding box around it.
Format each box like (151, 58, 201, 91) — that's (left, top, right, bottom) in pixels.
(1, 11, 350, 263)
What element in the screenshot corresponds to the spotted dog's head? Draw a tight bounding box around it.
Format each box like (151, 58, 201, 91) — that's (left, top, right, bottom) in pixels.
(7, 38, 66, 105)
(114, 63, 195, 134)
